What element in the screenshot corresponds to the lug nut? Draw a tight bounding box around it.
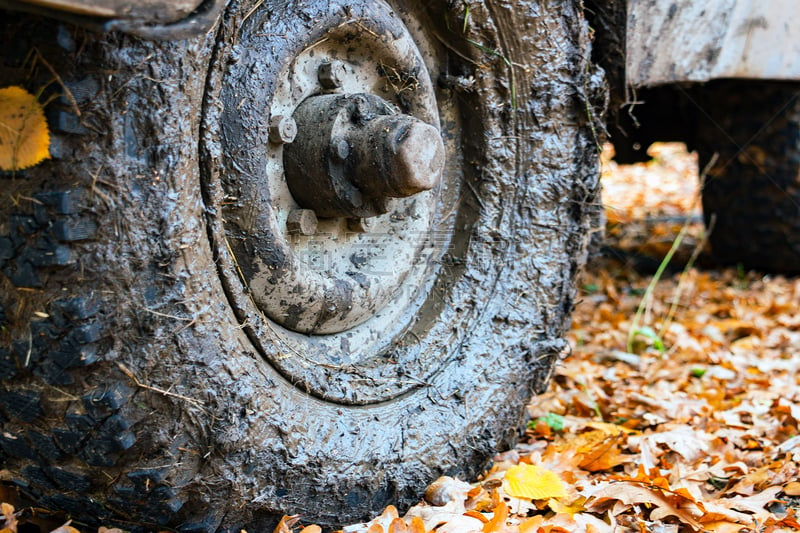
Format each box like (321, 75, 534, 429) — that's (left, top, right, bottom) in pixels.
(269, 115, 297, 144)
(352, 94, 372, 122)
(331, 138, 350, 161)
(352, 115, 445, 198)
(318, 60, 346, 89)
(287, 209, 318, 236)
(346, 217, 377, 233)
(389, 119, 444, 195)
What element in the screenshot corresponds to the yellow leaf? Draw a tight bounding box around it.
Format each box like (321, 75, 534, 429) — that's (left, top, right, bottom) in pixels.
(503, 464, 566, 500)
(0, 86, 51, 171)
(546, 496, 586, 516)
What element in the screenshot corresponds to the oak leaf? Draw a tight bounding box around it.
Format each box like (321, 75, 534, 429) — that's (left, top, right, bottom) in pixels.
(584, 481, 704, 530)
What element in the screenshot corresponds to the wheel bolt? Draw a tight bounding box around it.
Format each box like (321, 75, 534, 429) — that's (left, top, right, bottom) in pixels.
(287, 209, 318, 236)
(352, 94, 372, 122)
(318, 60, 346, 89)
(346, 218, 377, 233)
(269, 115, 297, 144)
(332, 138, 350, 161)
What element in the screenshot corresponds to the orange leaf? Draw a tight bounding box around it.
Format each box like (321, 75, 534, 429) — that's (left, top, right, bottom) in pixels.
(701, 521, 750, 533)
(0, 86, 51, 171)
(482, 502, 508, 533)
(517, 516, 544, 533)
(1, 503, 15, 532)
(49, 525, 81, 533)
(784, 481, 800, 496)
(408, 517, 426, 533)
(300, 526, 322, 533)
(388, 518, 408, 533)
(464, 510, 488, 523)
(560, 428, 628, 472)
(366, 524, 385, 533)
(274, 515, 300, 533)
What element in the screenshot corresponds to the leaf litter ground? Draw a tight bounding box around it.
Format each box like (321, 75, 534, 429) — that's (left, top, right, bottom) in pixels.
(4, 144, 798, 532)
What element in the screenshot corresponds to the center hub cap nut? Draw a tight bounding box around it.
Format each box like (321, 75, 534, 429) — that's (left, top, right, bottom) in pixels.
(284, 93, 445, 219)
(351, 114, 443, 198)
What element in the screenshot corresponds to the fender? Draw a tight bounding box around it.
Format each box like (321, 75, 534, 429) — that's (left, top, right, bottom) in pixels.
(0, 0, 224, 38)
(626, 0, 800, 86)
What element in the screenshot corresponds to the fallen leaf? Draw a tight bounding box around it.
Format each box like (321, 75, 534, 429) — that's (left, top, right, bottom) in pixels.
(408, 517, 426, 533)
(546, 496, 586, 517)
(49, 524, 80, 533)
(274, 515, 300, 533)
(1, 503, 15, 532)
(424, 477, 471, 506)
(717, 486, 783, 516)
(388, 518, 408, 533)
(784, 481, 800, 496)
(503, 464, 566, 500)
(584, 481, 704, 530)
(699, 521, 749, 533)
(0, 86, 50, 171)
(482, 502, 508, 533)
(564, 429, 628, 472)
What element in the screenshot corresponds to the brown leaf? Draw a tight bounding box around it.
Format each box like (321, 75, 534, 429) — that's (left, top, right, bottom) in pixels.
(424, 477, 470, 506)
(584, 481, 704, 530)
(717, 486, 783, 516)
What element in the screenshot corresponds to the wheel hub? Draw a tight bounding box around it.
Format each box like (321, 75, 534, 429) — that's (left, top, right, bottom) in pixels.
(285, 92, 445, 219)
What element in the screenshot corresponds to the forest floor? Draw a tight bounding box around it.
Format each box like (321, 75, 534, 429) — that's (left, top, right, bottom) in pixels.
(329, 144, 800, 533)
(4, 145, 799, 533)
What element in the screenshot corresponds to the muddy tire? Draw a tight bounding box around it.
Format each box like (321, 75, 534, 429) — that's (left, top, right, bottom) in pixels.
(696, 81, 800, 273)
(0, 1, 602, 530)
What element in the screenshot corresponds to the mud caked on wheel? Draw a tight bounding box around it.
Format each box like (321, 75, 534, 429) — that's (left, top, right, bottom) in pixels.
(0, 1, 602, 530)
(695, 80, 800, 274)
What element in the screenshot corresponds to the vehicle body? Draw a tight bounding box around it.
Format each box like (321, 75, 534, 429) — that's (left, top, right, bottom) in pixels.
(626, 0, 800, 85)
(588, 0, 800, 272)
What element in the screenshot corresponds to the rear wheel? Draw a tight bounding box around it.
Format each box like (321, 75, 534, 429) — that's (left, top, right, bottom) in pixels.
(696, 80, 800, 273)
(0, 1, 602, 530)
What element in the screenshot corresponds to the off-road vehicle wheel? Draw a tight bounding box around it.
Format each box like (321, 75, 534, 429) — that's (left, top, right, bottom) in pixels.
(696, 80, 800, 273)
(0, 1, 602, 530)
